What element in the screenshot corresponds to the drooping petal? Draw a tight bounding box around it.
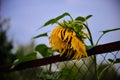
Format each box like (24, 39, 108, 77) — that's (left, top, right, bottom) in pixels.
(71, 36, 88, 59)
(49, 26, 88, 59)
(49, 26, 70, 56)
(50, 26, 66, 50)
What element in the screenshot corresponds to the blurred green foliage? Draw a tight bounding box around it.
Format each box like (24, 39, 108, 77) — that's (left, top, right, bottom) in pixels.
(0, 18, 42, 80)
(0, 18, 16, 66)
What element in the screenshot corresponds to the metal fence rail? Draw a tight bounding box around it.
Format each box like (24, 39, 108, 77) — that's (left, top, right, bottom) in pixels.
(0, 41, 120, 80)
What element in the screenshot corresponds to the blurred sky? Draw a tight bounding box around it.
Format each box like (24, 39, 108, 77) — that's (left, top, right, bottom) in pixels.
(1, 0, 120, 47)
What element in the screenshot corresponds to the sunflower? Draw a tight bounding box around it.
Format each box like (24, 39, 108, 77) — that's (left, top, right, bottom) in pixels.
(49, 26, 88, 59)
(39, 12, 92, 59)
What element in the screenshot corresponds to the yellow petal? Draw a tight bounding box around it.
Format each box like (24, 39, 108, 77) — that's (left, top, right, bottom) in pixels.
(71, 36, 88, 59)
(49, 26, 88, 60)
(49, 26, 69, 56)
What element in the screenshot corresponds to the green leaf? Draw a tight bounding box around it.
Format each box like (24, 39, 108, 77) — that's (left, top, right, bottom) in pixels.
(42, 18, 56, 27)
(108, 58, 120, 64)
(55, 12, 72, 22)
(102, 28, 120, 34)
(75, 16, 85, 22)
(108, 59, 114, 63)
(96, 27, 120, 45)
(35, 44, 53, 57)
(42, 12, 72, 27)
(12, 52, 37, 68)
(33, 32, 48, 39)
(75, 15, 92, 23)
(85, 15, 93, 20)
(115, 58, 120, 63)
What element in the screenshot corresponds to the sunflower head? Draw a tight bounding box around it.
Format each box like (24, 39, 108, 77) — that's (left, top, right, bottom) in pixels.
(49, 25, 88, 59)
(41, 12, 92, 59)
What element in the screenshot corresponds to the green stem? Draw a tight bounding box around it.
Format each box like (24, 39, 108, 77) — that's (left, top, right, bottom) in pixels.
(68, 14, 74, 21)
(94, 55, 98, 80)
(95, 33, 107, 80)
(95, 33, 109, 80)
(98, 62, 114, 80)
(96, 33, 104, 45)
(94, 33, 105, 80)
(84, 22, 98, 80)
(48, 54, 53, 74)
(49, 64, 52, 73)
(83, 23, 94, 45)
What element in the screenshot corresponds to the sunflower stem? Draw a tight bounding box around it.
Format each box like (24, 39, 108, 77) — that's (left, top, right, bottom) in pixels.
(84, 21, 98, 80)
(84, 22, 94, 45)
(96, 33, 104, 45)
(69, 14, 74, 21)
(98, 61, 114, 80)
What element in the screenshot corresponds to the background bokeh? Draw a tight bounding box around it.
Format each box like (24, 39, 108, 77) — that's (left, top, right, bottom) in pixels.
(1, 0, 120, 50)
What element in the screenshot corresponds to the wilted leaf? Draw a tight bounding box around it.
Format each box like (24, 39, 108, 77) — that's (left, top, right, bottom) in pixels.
(33, 32, 48, 39)
(102, 28, 120, 34)
(35, 44, 53, 57)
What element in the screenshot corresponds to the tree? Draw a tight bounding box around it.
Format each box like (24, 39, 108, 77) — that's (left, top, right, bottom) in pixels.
(0, 18, 17, 79)
(0, 18, 16, 66)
